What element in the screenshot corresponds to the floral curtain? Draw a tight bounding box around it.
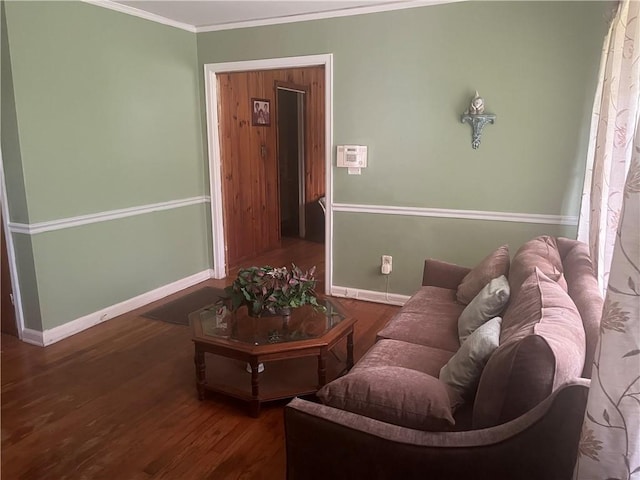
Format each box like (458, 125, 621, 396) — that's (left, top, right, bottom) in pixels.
(577, 0, 640, 293)
(574, 125, 640, 479)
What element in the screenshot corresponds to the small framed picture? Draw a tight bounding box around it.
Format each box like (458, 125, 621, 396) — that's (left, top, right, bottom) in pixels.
(251, 98, 271, 126)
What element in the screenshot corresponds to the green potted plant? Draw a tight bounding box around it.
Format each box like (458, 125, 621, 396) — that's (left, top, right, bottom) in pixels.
(222, 264, 325, 317)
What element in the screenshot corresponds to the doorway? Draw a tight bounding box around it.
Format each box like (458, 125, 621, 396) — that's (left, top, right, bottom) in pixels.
(204, 55, 333, 291)
(276, 83, 306, 239)
(212, 63, 327, 272)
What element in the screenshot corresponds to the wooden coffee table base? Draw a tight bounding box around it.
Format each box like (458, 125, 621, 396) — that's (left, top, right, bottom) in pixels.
(193, 329, 354, 417)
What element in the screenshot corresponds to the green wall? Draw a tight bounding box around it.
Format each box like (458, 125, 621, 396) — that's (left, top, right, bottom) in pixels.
(30, 205, 210, 329)
(198, 1, 611, 295)
(1, 0, 612, 335)
(2, 1, 209, 330)
(1, 1, 29, 224)
(333, 213, 576, 295)
(11, 234, 42, 331)
(6, 1, 205, 221)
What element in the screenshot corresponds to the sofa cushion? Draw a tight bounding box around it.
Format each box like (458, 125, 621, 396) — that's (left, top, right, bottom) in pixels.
(377, 312, 461, 353)
(508, 235, 568, 298)
(317, 366, 458, 431)
(456, 245, 510, 305)
(377, 286, 463, 352)
(458, 275, 510, 344)
(500, 267, 584, 347)
(401, 285, 462, 313)
(354, 339, 455, 377)
(472, 268, 586, 428)
(440, 317, 502, 398)
(557, 238, 603, 378)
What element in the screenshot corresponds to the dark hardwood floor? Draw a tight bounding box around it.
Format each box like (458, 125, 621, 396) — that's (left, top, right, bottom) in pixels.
(1, 238, 400, 479)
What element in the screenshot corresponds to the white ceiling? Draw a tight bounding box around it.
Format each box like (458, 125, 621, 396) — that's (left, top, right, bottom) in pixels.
(99, 0, 450, 32)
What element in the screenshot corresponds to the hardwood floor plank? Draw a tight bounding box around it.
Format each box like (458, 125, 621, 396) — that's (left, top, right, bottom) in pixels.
(1, 238, 400, 479)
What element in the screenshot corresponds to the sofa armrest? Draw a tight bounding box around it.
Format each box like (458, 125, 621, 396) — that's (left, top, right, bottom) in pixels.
(285, 379, 589, 480)
(422, 259, 471, 289)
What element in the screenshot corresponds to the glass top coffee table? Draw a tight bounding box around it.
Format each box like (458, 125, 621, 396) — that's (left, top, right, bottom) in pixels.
(190, 298, 355, 417)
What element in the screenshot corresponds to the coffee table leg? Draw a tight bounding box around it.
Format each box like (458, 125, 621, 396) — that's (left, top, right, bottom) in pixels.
(347, 330, 354, 370)
(249, 360, 261, 417)
(318, 348, 327, 387)
(194, 346, 206, 400)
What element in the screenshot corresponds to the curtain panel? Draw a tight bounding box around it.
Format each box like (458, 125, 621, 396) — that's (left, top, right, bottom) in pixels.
(578, 0, 640, 293)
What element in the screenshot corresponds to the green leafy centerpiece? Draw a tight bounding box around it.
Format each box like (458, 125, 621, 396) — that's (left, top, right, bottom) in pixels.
(223, 264, 324, 317)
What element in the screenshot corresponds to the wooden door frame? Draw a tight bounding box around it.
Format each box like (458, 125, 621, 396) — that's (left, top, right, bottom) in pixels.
(0, 147, 25, 339)
(203, 55, 333, 294)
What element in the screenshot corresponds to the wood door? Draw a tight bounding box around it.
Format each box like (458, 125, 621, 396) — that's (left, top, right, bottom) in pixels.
(218, 66, 325, 267)
(1, 211, 18, 336)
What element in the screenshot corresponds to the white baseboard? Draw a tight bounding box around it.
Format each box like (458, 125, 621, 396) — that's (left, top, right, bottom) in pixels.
(23, 269, 214, 347)
(21, 328, 45, 346)
(331, 285, 410, 306)
(21, 274, 404, 346)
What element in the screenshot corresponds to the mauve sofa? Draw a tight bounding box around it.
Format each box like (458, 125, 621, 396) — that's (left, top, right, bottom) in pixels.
(284, 236, 603, 480)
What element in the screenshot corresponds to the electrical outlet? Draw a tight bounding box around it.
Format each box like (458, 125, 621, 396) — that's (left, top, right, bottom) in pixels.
(381, 255, 392, 275)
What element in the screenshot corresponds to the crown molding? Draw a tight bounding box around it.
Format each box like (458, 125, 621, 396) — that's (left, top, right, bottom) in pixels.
(82, 0, 197, 32)
(195, 0, 463, 33)
(83, 0, 463, 34)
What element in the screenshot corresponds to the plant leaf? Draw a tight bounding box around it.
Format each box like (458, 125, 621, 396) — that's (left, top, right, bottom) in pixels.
(629, 276, 637, 293)
(623, 349, 640, 358)
(603, 409, 610, 425)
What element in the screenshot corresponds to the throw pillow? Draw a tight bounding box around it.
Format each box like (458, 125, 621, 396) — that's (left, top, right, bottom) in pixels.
(317, 366, 458, 431)
(458, 275, 510, 344)
(439, 317, 502, 398)
(456, 245, 510, 305)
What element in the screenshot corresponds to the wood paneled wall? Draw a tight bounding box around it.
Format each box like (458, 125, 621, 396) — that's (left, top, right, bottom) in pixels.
(217, 66, 325, 267)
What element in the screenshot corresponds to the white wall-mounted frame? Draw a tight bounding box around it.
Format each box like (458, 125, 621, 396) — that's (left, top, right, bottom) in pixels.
(0, 147, 26, 340)
(203, 54, 334, 292)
